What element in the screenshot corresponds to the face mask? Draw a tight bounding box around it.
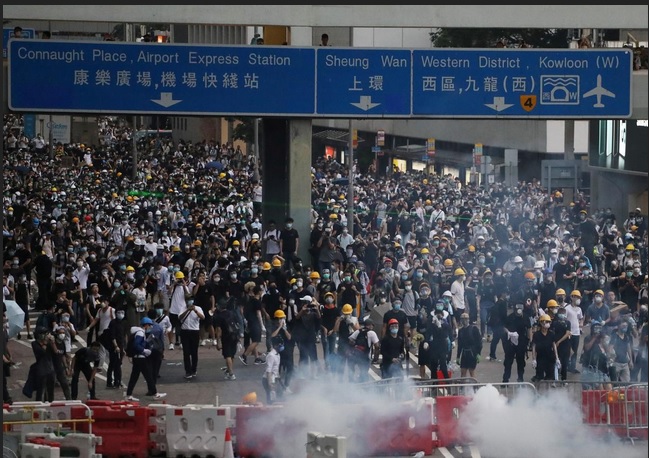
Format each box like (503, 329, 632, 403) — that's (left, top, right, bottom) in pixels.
(390, 327, 398, 335)
(296, 281, 303, 288)
(56, 333, 66, 341)
(127, 273, 135, 280)
(61, 315, 70, 322)
(592, 327, 602, 335)
(557, 313, 566, 320)
(277, 345, 285, 353)
(286, 223, 293, 229)
(156, 309, 164, 317)
(116, 312, 125, 320)
(626, 271, 633, 277)
(619, 325, 628, 332)
(634, 268, 641, 275)
(230, 273, 237, 279)
(187, 300, 194, 306)
(495, 271, 502, 276)
(393, 303, 401, 311)
(113, 281, 121, 288)
(405, 285, 412, 291)
(542, 322, 551, 329)
(323, 274, 330, 280)
(594, 296, 603, 304)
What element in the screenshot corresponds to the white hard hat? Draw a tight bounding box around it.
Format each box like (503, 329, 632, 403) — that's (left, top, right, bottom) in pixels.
(513, 256, 523, 263)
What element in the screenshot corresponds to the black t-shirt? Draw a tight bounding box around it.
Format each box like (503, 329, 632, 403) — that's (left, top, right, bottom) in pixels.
(380, 335, 404, 364)
(383, 309, 409, 339)
(193, 283, 214, 309)
(243, 297, 263, 328)
(279, 228, 299, 253)
(213, 309, 237, 341)
(553, 262, 573, 289)
(532, 330, 556, 358)
(320, 305, 339, 331)
(226, 280, 245, 305)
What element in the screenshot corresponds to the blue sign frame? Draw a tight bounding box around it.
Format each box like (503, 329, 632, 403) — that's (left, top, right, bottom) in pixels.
(9, 40, 633, 118)
(3, 28, 36, 58)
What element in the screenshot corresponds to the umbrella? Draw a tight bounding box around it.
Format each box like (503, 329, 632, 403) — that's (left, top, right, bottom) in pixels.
(205, 161, 224, 170)
(3, 300, 25, 339)
(332, 177, 349, 186)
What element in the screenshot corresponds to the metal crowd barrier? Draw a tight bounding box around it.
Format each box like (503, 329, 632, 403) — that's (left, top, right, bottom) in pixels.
(2, 400, 94, 435)
(623, 383, 648, 444)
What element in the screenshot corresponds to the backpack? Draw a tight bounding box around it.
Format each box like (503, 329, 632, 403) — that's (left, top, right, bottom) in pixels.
(36, 312, 49, 329)
(223, 310, 242, 339)
(353, 328, 371, 353)
(125, 335, 137, 358)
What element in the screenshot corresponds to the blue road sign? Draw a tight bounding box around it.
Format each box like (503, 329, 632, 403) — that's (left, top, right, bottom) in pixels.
(9, 40, 316, 116)
(3, 28, 36, 58)
(316, 48, 411, 117)
(412, 49, 632, 118)
(9, 40, 633, 119)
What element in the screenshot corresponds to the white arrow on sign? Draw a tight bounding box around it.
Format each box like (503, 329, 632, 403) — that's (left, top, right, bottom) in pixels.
(151, 92, 182, 108)
(484, 96, 513, 112)
(351, 95, 381, 111)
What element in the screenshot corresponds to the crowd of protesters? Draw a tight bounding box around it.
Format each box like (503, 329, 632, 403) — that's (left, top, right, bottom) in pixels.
(3, 113, 648, 405)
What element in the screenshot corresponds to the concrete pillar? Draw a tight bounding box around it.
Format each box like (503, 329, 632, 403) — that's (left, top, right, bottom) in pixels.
(288, 119, 313, 263)
(261, 118, 312, 263)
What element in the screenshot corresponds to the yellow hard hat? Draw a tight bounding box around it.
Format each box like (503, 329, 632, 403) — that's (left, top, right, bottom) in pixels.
(626, 244, 635, 251)
(330, 213, 338, 219)
(112, 192, 118, 198)
(421, 248, 430, 254)
(444, 259, 454, 267)
(272, 258, 282, 267)
(242, 392, 257, 405)
(172, 245, 181, 252)
(289, 278, 297, 284)
(126, 266, 135, 272)
(273, 310, 286, 319)
(339, 194, 345, 200)
(425, 199, 432, 205)
(342, 304, 353, 314)
(594, 289, 604, 296)
(219, 172, 226, 179)
(571, 290, 582, 297)
(72, 217, 80, 223)
(310, 271, 321, 279)
(454, 268, 465, 276)
(262, 262, 271, 271)
(468, 245, 475, 252)
(539, 314, 552, 322)
(117, 172, 122, 177)
(51, 187, 57, 192)
(555, 288, 566, 296)
(422, 179, 428, 185)
(232, 240, 240, 246)
(546, 299, 558, 308)
(174, 271, 185, 279)
(126, 196, 134, 202)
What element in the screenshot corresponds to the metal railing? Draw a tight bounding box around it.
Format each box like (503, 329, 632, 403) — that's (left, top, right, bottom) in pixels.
(2, 401, 94, 435)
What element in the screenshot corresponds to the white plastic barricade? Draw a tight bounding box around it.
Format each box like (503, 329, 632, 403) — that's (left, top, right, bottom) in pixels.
(148, 403, 170, 456)
(164, 405, 231, 458)
(306, 432, 347, 458)
(19, 443, 61, 458)
(24, 433, 101, 458)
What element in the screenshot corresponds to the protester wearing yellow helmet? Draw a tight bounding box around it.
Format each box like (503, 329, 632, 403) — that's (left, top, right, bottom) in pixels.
(531, 314, 559, 382)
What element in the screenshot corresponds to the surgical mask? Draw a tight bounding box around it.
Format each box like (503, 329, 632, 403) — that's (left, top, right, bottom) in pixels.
(56, 333, 66, 341)
(251, 268, 259, 274)
(594, 296, 603, 304)
(557, 313, 566, 320)
(286, 223, 293, 229)
(156, 309, 164, 317)
(323, 274, 330, 280)
(393, 302, 401, 311)
(542, 322, 551, 329)
(325, 297, 334, 304)
(277, 345, 285, 353)
(127, 273, 135, 280)
(230, 273, 237, 279)
(582, 270, 590, 276)
(573, 299, 581, 306)
(559, 257, 565, 262)
(478, 257, 485, 264)
(61, 315, 70, 322)
(592, 327, 602, 335)
(344, 277, 351, 282)
(626, 271, 633, 277)
(116, 312, 125, 320)
(380, 298, 387, 303)
(113, 281, 121, 288)
(296, 281, 303, 287)
(390, 327, 398, 335)
(495, 271, 502, 276)
(405, 285, 412, 291)
(187, 300, 194, 306)
(619, 325, 628, 332)
(435, 305, 444, 312)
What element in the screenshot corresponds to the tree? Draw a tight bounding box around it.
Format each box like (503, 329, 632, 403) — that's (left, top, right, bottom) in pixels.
(430, 28, 570, 49)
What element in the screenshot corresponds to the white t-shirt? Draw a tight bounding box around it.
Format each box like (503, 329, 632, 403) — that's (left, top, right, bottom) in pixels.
(565, 304, 584, 336)
(450, 279, 466, 311)
(265, 349, 281, 382)
(180, 306, 204, 331)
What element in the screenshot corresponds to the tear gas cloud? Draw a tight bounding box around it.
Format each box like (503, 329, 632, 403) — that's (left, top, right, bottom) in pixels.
(461, 384, 646, 458)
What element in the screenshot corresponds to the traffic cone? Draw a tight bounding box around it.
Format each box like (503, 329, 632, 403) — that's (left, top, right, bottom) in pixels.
(223, 427, 234, 458)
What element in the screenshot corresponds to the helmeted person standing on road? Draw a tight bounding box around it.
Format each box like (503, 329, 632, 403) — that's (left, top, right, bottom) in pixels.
(179, 296, 205, 380)
(502, 303, 530, 382)
(348, 318, 380, 382)
(379, 318, 405, 379)
(332, 303, 359, 380)
(456, 313, 482, 379)
(565, 290, 584, 373)
(426, 302, 452, 379)
(551, 305, 572, 382)
(580, 320, 611, 387)
(125, 317, 166, 401)
(168, 270, 191, 350)
(531, 314, 558, 382)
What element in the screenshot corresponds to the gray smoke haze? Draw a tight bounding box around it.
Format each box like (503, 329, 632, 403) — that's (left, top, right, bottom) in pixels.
(460, 384, 646, 458)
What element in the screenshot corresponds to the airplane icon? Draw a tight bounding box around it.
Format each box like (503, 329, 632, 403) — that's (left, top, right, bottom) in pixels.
(583, 74, 615, 108)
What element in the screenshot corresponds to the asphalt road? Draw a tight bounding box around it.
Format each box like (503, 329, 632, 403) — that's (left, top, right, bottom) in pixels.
(6, 310, 646, 458)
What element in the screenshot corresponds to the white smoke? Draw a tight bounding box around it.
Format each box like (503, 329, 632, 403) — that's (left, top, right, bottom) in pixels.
(460, 384, 646, 458)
